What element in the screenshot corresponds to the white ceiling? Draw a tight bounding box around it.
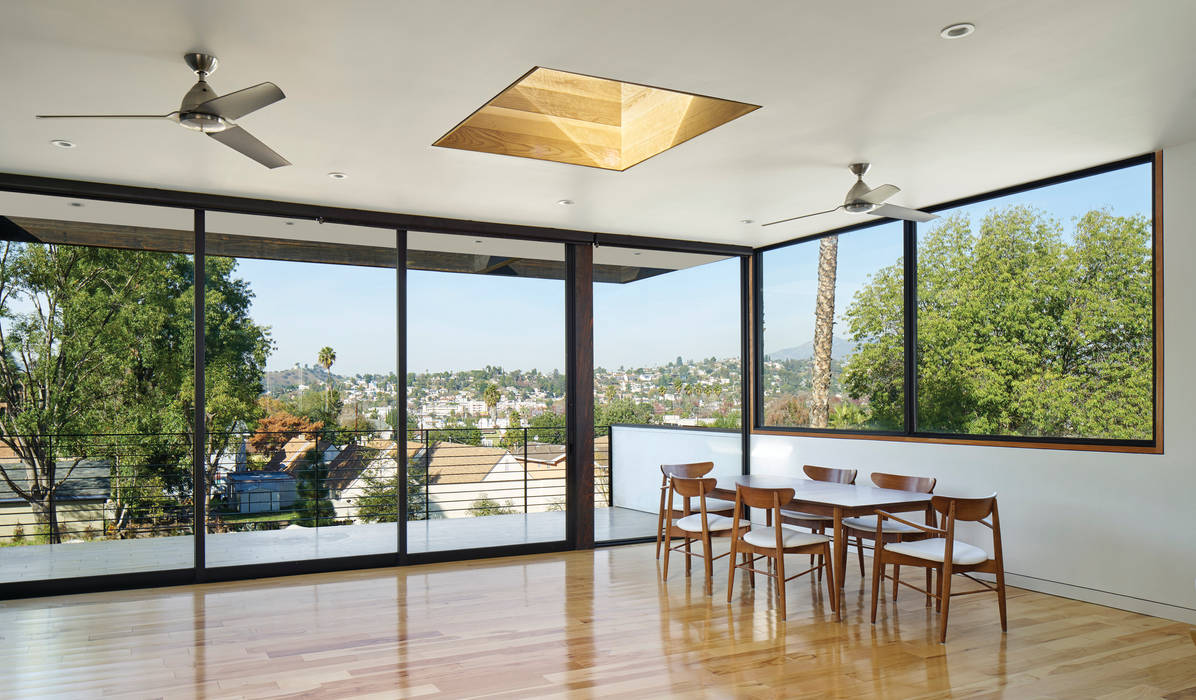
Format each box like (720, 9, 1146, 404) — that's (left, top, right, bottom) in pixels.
(1, 0, 1193, 249)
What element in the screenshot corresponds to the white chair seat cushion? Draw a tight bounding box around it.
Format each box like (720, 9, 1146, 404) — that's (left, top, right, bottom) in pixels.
(780, 509, 831, 523)
(666, 497, 735, 513)
(884, 538, 990, 565)
(702, 498, 736, 512)
(842, 515, 922, 535)
(743, 525, 830, 549)
(675, 513, 749, 533)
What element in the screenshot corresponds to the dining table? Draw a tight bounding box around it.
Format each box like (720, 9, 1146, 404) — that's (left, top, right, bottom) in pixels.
(711, 474, 936, 602)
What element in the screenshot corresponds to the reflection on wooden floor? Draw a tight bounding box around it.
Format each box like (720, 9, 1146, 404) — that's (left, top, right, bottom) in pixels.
(1, 542, 1193, 698)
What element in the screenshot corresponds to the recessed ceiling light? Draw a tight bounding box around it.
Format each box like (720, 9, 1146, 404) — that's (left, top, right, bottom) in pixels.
(475, 239, 483, 243)
(50, 139, 76, 149)
(284, 221, 295, 225)
(557, 199, 574, 206)
(940, 22, 975, 39)
(69, 202, 84, 207)
(327, 172, 347, 180)
(632, 252, 642, 256)
(740, 219, 754, 224)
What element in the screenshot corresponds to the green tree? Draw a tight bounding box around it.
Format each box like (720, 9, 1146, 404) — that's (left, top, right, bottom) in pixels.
(844, 207, 1152, 439)
(317, 346, 336, 413)
(0, 244, 269, 542)
(527, 411, 566, 443)
(353, 449, 428, 522)
(469, 496, 516, 517)
(482, 383, 500, 422)
(293, 448, 335, 527)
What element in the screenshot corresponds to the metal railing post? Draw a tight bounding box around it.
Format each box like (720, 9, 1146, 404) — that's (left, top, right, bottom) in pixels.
(523, 427, 528, 513)
(423, 428, 430, 521)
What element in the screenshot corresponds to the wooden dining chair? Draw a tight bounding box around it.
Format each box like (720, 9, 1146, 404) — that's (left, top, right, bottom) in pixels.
(727, 484, 837, 620)
(655, 462, 734, 559)
(843, 472, 936, 600)
(869, 494, 1007, 643)
(661, 475, 749, 595)
(778, 465, 858, 576)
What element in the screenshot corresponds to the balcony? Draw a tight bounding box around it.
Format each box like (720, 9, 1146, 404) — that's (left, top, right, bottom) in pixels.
(0, 425, 737, 583)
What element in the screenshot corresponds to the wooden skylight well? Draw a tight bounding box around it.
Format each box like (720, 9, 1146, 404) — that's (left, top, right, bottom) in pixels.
(433, 67, 759, 170)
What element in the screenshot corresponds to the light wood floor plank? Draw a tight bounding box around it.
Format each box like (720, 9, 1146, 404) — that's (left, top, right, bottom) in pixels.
(1, 542, 1194, 699)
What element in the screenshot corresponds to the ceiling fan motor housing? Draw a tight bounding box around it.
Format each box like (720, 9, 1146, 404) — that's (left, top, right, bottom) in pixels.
(178, 76, 228, 132)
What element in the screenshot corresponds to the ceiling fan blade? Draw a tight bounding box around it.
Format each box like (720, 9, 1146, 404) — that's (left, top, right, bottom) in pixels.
(207, 126, 290, 168)
(762, 207, 843, 227)
(860, 183, 900, 205)
(197, 82, 285, 120)
(37, 113, 176, 120)
(869, 203, 937, 222)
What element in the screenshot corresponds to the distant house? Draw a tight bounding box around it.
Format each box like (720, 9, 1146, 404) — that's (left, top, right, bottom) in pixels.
(321, 439, 424, 521)
(224, 471, 296, 514)
(0, 447, 111, 540)
(422, 442, 521, 518)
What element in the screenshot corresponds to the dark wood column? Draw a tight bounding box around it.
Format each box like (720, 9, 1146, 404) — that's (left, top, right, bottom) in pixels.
(565, 242, 595, 549)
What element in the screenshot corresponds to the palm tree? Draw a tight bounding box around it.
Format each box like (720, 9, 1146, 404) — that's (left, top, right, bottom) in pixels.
(317, 346, 336, 412)
(483, 383, 501, 422)
(810, 235, 839, 428)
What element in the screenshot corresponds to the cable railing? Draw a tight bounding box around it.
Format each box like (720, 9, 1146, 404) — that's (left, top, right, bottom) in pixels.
(0, 425, 615, 547)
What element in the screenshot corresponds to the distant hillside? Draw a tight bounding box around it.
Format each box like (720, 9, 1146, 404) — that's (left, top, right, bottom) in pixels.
(765, 337, 857, 362)
(264, 366, 346, 390)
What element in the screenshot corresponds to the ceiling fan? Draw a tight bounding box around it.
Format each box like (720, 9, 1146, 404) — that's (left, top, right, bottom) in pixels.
(763, 163, 936, 226)
(37, 53, 290, 169)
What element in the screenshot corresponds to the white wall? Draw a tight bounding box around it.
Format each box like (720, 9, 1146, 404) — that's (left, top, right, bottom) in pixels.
(611, 426, 742, 514)
(752, 140, 1196, 624)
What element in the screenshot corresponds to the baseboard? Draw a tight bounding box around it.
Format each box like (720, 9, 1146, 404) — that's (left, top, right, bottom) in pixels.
(998, 572, 1196, 625)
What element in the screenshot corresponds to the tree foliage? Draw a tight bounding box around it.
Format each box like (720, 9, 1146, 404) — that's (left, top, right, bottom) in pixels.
(844, 207, 1152, 439)
(0, 244, 269, 541)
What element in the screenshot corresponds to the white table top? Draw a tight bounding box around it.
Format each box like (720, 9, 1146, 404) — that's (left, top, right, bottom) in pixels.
(714, 474, 933, 509)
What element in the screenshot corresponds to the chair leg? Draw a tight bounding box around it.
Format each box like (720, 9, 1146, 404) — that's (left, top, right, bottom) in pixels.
(935, 566, 943, 612)
(662, 528, 672, 581)
(745, 552, 755, 588)
(996, 564, 1008, 632)
(775, 552, 787, 620)
(870, 545, 883, 623)
(892, 564, 901, 601)
(938, 569, 953, 643)
(655, 511, 665, 559)
(925, 568, 933, 608)
(726, 538, 738, 603)
(856, 536, 865, 578)
(684, 536, 692, 577)
(703, 533, 714, 596)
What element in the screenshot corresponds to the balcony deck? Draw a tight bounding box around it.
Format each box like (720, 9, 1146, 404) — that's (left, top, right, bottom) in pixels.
(0, 507, 658, 582)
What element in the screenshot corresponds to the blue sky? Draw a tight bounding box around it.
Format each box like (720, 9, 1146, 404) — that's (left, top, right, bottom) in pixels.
(761, 163, 1152, 354)
(238, 163, 1150, 375)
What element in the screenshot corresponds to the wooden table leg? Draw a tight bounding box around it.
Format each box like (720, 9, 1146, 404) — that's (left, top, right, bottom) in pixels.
(833, 506, 846, 597)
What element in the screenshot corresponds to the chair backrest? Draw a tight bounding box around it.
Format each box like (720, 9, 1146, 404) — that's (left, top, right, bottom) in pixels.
(871, 471, 936, 494)
(931, 494, 996, 522)
(804, 464, 857, 484)
(931, 494, 1002, 567)
(660, 462, 714, 485)
(735, 484, 795, 510)
(669, 475, 717, 500)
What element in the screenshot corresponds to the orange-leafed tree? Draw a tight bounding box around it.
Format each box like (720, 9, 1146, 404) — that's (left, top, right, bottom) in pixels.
(250, 412, 323, 456)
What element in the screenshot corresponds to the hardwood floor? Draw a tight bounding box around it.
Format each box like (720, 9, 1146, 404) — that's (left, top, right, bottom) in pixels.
(1, 542, 1193, 699)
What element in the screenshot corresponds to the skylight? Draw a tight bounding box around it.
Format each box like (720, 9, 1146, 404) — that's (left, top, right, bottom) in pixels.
(433, 67, 759, 171)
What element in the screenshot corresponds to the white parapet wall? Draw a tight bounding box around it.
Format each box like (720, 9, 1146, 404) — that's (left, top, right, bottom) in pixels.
(610, 424, 742, 514)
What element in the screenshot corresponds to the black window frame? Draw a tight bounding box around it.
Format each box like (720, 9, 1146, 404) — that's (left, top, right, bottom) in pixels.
(752, 153, 1161, 453)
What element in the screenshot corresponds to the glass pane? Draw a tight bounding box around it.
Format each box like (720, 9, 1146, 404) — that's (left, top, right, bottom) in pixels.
(0, 194, 195, 581)
(761, 221, 904, 430)
(406, 232, 565, 553)
(202, 213, 398, 566)
(593, 248, 741, 543)
(916, 163, 1153, 440)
